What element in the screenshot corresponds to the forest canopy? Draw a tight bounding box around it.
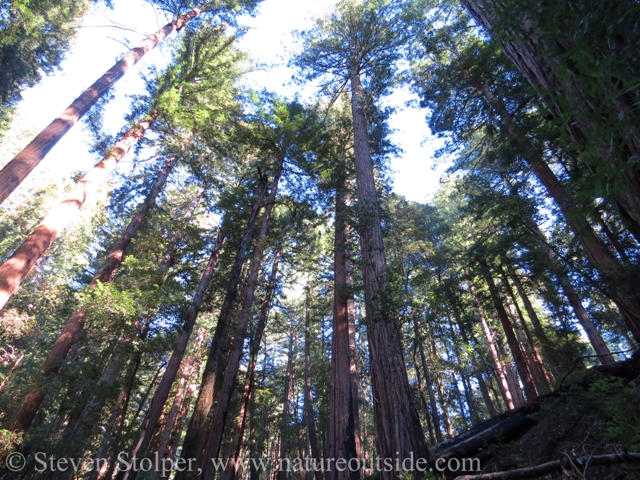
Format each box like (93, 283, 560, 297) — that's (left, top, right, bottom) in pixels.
(0, 1, 639, 479)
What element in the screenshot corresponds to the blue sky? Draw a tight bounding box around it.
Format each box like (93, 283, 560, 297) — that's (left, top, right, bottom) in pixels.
(2, 0, 449, 203)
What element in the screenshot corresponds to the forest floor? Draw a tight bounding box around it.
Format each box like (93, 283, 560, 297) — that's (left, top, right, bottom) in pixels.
(434, 354, 640, 479)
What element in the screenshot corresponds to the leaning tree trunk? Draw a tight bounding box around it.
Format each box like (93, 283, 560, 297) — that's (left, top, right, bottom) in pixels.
(91, 347, 144, 480)
(461, 0, 640, 239)
(478, 82, 640, 342)
(481, 270, 538, 402)
(468, 278, 516, 411)
(221, 252, 279, 480)
(155, 330, 206, 460)
(516, 215, 616, 365)
(330, 158, 361, 480)
(0, 3, 204, 205)
(349, 65, 429, 476)
(0, 115, 156, 312)
(302, 282, 323, 480)
(5, 150, 171, 435)
(121, 220, 229, 479)
(199, 194, 283, 479)
(278, 330, 297, 480)
(412, 317, 443, 443)
(177, 174, 269, 471)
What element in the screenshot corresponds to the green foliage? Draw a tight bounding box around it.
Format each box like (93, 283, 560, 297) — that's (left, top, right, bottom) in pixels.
(0, 0, 92, 109)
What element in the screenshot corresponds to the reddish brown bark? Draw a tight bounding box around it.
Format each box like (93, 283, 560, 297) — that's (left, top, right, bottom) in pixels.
(518, 218, 616, 365)
(349, 65, 429, 474)
(5, 148, 171, 434)
(303, 282, 323, 480)
(0, 116, 156, 312)
(412, 318, 443, 443)
(91, 348, 144, 480)
(330, 162, 361, 479)
(482, 270, 537, 401)
(278, 329, 297, 480)
(200, 248, 283, 479)
(0, 5, 202, 205)
(501, 274, 553, 390)
(156, 331, 206, 459)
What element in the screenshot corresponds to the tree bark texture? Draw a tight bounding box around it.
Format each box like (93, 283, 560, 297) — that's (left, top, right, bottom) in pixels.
(349, 66, 429, 475)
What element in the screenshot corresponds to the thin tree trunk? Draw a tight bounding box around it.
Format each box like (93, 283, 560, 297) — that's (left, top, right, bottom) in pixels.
(349, 65, 429, 475)
(468, 279, 515, 411)
(482, 271, 537, 401)
(412, 344, 436, 445)
(478, 82, 640, 342)
(278, 331, 297, 480)
(200, 244, 283, 480)
(91, 347, 143, 480)
(298, 282, 322, 480)
(221, 253, 278, 480)
(412, 318, 443, 443)
(505, 264, 561, 368)
(450, 300, 498, 418)
(191, 161, 284, 477)
(0, 2, 204, 205)
(156, 330, 206, 459)
(120, 220, 229, 479)
(0, 116, 156, 312)
(502, 274, 553, 390)
(5, 149, 171, 434)
(517, 217, 616, 365)
(430, 339, 453, 439)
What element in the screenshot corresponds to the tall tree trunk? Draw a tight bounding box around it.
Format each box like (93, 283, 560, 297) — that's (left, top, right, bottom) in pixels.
(0, 2, 205, 205)
(330, 160, 361, 480)
(278, 330, 297, 480)
(91, 347, 144, 480)
(517, 217, 616, 365)
(462, 0, 640, 238)
(503, 293, 548, 392)
(430, 339, 453, 439)
(413, 319, 443, 443)
(478, 82, 640, 341)
(221, 252, 278, 480)
(505, 263, 562, 369)
(412, 344, 437, 445)
(200, 244, 283, 480)
(183, 161, 282, 475)
(155, 330, 206, 459)
(482, 270, 538, 401)
(120, 219, 229, 479)
(468, 278, 515, 410)
(501, 273, 553, 390)
(450, 299, 498, 418)
(5, 150, 171, 435)
(349, 65, 429, 475)
(0, 116, 156, 312)
(302, 282, 323, 480)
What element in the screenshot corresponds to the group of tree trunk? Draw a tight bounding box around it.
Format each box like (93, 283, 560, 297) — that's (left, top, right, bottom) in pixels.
(1, 1, 639, 480)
